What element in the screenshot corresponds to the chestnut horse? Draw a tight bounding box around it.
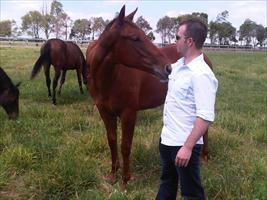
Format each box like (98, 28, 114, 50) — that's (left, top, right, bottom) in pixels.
(86, 6, 211, 186)
(31, 38, 87, 104)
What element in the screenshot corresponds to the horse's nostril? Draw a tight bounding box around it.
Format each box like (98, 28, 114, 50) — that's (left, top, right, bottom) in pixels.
(165, 64, 172, 74)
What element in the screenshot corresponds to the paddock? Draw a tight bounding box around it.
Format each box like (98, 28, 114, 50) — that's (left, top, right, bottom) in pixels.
(0, 46, 266, 200)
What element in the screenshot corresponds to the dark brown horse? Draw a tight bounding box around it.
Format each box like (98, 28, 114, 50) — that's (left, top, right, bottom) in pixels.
(31, 38, 87, 104)
(0, 67, 20, 119)
(86, 6, 211, 186)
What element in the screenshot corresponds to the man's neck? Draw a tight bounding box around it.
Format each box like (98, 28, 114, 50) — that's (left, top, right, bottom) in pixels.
(184, 49, 202, 65)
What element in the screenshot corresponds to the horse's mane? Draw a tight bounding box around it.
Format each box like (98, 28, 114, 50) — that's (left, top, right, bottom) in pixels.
(98, 18, 116, 41)
(99, 16, 140, 41)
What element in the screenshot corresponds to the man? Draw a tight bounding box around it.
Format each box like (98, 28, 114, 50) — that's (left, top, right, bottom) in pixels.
(156, 19, 218, 200)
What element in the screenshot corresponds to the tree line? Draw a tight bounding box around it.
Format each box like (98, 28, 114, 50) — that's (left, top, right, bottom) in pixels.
(0, 0, 266, 46)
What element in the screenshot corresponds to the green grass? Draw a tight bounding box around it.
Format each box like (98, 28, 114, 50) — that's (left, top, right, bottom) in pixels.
(0, 47, 266, 200)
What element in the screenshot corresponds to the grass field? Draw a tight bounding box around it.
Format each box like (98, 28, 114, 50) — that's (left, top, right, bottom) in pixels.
(0, 46, 266, 200)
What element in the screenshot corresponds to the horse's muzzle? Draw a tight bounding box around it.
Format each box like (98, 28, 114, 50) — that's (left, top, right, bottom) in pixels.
(165, 64, 172, 75)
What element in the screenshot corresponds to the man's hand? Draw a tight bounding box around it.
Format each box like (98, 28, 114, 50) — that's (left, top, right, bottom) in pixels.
(175, 145, 192, 167)
(175, 117, 210, 167)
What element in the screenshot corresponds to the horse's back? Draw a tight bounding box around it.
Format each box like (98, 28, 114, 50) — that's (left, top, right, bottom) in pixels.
(65, 41, 85, 68)
(45, 39, 66, 67)
(44, 39, 85, 70)
(161, 43, 213, 69)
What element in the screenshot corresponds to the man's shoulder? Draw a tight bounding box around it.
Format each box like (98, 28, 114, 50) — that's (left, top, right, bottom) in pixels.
(192, 58, 214, 76)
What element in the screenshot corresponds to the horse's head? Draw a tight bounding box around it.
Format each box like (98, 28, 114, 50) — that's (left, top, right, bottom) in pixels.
(0, 82, 20, 120)
(98, 5, 171, 81)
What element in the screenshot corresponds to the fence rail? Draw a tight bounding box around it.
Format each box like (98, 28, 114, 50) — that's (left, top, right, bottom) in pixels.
(0, 37, 266, 51)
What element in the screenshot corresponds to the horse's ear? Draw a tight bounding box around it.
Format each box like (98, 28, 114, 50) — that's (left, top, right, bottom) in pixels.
(118, 5, 126, 23)
(126, 7, 138, 21)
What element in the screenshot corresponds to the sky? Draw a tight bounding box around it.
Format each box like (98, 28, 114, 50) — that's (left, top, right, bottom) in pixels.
(1, 0, 266, 42)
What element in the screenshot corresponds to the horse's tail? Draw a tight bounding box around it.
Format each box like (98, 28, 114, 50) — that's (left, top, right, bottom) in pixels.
(30, 42, 50, 79)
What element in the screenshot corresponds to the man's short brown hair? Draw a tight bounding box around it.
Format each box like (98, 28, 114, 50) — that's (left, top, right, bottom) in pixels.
(179, 18, 207, 49)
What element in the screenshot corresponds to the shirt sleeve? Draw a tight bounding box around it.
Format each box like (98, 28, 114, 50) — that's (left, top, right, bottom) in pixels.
(192, 73, 218, 122)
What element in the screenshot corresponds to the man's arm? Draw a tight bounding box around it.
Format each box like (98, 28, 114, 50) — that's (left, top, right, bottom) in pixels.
(175, 117, 210, 167)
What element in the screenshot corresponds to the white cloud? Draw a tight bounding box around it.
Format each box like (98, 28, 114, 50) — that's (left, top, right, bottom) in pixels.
(65, 10, 114, 21)
(102, 0, 138, 6)
(1, 0, 53, 23)
(1, 0, 266, 42)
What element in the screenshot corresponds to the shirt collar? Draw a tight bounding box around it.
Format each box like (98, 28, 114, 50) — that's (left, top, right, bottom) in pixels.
(171, 53, 204, 74)
(185, 54, 204, 70)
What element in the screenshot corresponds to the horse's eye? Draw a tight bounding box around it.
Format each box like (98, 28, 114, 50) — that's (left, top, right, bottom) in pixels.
(131, 35, 140, 41)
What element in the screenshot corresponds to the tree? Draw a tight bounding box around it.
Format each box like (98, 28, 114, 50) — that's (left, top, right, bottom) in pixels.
(156, 16, 175, 44)
(40, 2, 53, 39)
(147, 31, 155, 41)
(91, 17, 106, 40)
(255, 24, 265, 47)
(61, 13, 72, 40)
(164, 12, 208, 43)
(209, 10, 236, 45)
(21, 11, 43, 38)
(50, 0, 68, 38)
(216, 10, 229, 23)
(172, 12, 208, 42)
(239, 19, 257, 46)
(217, 22, 236, 45)
(0, 20, 12, 36)
(175, 12, 208, 25)
(70, 19, 91, 40)
(209, 21, 219, 44)
(135, 16, 152, 34)
(10, 20, 21, 37)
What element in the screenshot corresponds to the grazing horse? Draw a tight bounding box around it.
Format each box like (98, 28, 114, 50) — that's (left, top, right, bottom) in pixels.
(31, 38, 87, 104)
(0, 67, 20, 119)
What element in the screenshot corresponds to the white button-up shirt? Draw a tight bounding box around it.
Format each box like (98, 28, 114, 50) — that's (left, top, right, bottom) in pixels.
(161, 54, 218, 146)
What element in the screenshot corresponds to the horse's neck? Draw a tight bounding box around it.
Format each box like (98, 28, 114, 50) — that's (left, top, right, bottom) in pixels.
(0, 69, 12, 89)
(160, 44, 181, 64)
(90, 44, 115, 96)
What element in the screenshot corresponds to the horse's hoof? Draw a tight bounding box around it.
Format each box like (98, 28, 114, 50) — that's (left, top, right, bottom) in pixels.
(103, 173, 117, 185)
(119, 181, 127, 192)
(200, 155, 208, 165)
(119, 175, 134, 191)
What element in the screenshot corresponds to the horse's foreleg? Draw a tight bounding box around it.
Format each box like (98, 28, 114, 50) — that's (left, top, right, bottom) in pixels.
(120, 109, 137, 186)
(201, 130, 209, 164)
(98, 106, 119, 183)
(52, 70, 61, 105)
(58, 70, 66, 95)
(76, 69, 84, 94)
(44, 63, 51, 97)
